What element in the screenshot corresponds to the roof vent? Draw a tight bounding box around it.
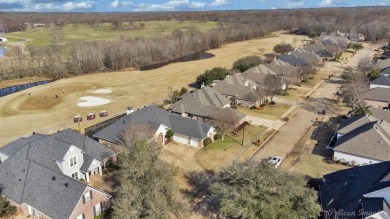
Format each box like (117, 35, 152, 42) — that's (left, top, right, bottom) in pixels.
(32, 132, 36, 135)
(19, 179, 21, 182)
(123, 120, 125, 124)
(64, 183, 69, 187)
(380, 141, 383, 144)
(52, 176, 56, 181)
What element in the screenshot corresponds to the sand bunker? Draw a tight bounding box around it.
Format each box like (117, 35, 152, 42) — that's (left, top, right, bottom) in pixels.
(77, 96, 111, 107)
(93, 89, 112, 94)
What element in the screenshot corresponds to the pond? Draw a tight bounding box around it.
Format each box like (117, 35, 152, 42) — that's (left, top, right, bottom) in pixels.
(140, 51, 215, 71)
(0, 47, 6, 58)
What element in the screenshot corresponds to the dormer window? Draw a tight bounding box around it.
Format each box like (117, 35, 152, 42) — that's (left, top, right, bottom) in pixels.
(70, 156, 77, 167)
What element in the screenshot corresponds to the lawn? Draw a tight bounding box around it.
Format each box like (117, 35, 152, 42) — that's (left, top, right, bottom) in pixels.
(196, 125, 267, 172)
(0, 33, 309, 147)
(5, 21, 218, 46)
(293, 154, 349, 178)
(237, 103, 291, 120)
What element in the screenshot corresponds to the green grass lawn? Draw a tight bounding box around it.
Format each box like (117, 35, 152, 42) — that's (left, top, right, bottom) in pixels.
(5, 21, 218, 46)
(196, 125, 266, 172)
(237, 104, 291, 120)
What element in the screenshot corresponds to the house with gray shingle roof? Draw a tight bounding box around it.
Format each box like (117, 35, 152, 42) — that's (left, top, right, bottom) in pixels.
(242, 64, 286, 90)
(169, 87, 245, 123)
(94, 105, 215, 148)
(375, 59, 390, 72)
(291, 49, 322, 66)
(332, 112, 390, 166)
(0, 129, 114, 219)
(320, 162, 390, 219)
(364, 87, 390, 109)
(212, 73, 266, 107)
(370, 75, 390, 89)
(303, 43, 335, 61)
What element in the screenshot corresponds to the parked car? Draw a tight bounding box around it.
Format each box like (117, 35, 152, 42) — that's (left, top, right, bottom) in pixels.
(268, 156, 282, 168)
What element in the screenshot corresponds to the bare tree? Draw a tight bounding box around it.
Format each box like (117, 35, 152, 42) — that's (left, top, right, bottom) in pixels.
(211, 108, 241, 139)
(263, 74, 283, 102)
(258, 47, 265, 55)
(342, 71, 369, 110)
(358, 56, 373, 76)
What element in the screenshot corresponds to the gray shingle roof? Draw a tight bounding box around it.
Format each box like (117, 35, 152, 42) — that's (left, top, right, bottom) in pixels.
(277, 55, 310, 67)
(213, 74, 263, 102)
(303, 44, 334, 58)
(366, 88, 390, 102)
(369, 107, 390, 124)
(291, 51, 322, 65)
(94, 105, 213, 144)
(179, 87, 230, 108)
(375, 59, 390, 71)
(320, 161, 390, 218)
(335, 117, 390, 161)
(372, 75, 390, 87)
(0, 134, 45, 157)
(381, 67, 390, 75)
(0, 145, 108, 219)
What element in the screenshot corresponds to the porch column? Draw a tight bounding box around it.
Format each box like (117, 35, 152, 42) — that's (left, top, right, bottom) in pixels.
(86, 172, 90, 182)
(98, 165, 102, 175)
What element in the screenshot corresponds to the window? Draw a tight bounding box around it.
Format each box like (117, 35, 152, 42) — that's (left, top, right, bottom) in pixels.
(71, 171, 79, 180)
(83, 191, 93, 204)
(94, 203, 102, 217)
(70, 156, 77, 167)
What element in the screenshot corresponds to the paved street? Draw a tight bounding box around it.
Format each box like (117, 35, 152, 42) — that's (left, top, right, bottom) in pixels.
(250, 43, 377, 164)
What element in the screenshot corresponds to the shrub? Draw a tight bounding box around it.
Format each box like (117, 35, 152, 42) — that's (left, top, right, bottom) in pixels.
(369, 69, 381, 80)
(165, 129, 174, 139)
(233, 55, 261, 72)
(214, 133, 222, 140)
(249, 105, 256, 110)
(196, 67, 228, 86)
(270, 101, 276, 105)
(203, 137, 212, 147)
(4, 206, 16, 216)
(273, 43, 293, 54)
(79, 178, 85, 182)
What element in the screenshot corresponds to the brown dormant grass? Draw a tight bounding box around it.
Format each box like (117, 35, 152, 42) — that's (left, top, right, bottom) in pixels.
(0, 33, 309, 146)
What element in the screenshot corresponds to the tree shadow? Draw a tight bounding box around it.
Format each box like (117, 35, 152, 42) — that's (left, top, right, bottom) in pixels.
(309, 116, 341, 159)
(183, 171, 220, 219)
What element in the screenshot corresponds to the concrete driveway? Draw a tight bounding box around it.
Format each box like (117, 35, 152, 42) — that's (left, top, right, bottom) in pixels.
(244, 115, 284, 130)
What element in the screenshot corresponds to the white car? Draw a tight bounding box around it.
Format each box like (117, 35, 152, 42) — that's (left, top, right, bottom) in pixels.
(268, 156, 282, 168)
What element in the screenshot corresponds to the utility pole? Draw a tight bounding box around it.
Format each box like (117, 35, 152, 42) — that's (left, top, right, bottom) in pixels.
(241, 124, 245, 146)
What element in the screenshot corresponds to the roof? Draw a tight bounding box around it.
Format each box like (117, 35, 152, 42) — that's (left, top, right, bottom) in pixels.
(0, 133, 46, 157)
(370, 107, 390, 124)
(334, 115, 390, 162)
(375, 59, 390, 71)
(372, 75, 390, 87)
(213, 73, 263, 101)
(0, 145, 109, 219)
(243, 64, 277, 76)
(179, 87, 230, 108)
(361, 198, 390, 218)
(269, 58, 291, 66)
(94, 105, 213, 144)
(0, 129, 115, 163)
(243, 65, 283, 87)
(366, 88, 390, 102)
(277, 55, 310, 67)
(330, 36, 351, 46)
(382, 67, 390, 75)
(320, 161, 390, 218)
(291, 51, 322, 65)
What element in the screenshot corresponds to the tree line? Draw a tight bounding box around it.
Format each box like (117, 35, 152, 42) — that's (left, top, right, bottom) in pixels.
(1, 7, 390, 41)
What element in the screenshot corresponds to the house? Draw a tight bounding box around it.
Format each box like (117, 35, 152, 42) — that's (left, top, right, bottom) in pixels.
(332, 111, 390, 165)
(329, 36, 350, 47)
(169, 86, 245, 122)
(242, 64, 286, 90)
(291, 49, 323, 66)
(94, 105, 215, 148)
(346, 31, 365, 42)
(320, 161, 390, 219)
(370, 75, 390, 89)
(380, 51, 390, 59)
(0, 129, 115, 219)
(213, 73, 266, 107)
(277, 54, 311, 68)
(266, 58, 302, 76)
(0, 37, 7, 42)
(381, 67, 390, 76)
(374, 59, 390, 72)
(304, 43, 335, 61)
(364, 87, 390, 109)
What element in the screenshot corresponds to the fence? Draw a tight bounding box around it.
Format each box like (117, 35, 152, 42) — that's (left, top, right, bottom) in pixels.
(84, 113, 127, 138)
(0, 80, 52, 97)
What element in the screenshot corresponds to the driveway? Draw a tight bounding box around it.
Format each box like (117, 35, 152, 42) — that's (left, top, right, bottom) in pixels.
(244, 115, 284, 130)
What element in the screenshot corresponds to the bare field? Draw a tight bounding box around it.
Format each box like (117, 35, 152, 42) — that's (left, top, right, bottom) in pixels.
(0, 33, 309, 146)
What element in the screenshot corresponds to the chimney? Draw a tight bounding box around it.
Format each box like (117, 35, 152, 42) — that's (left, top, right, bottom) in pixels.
(126, 107, 134, 115)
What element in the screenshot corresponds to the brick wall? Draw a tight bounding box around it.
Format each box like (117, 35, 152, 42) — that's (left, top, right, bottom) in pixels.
(69, 187, 111, 219)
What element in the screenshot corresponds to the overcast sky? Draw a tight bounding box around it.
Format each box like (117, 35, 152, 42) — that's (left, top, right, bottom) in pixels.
(0, 0, 386, 12)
